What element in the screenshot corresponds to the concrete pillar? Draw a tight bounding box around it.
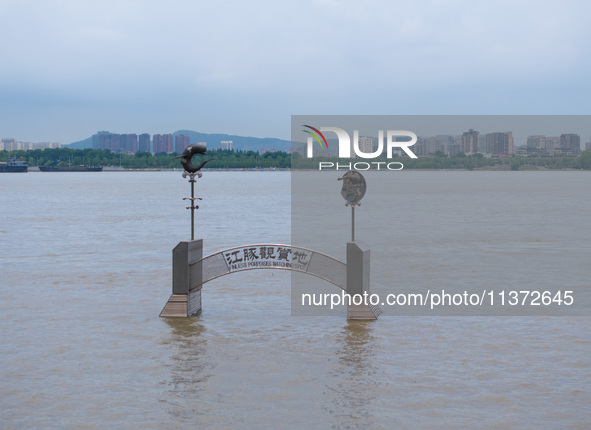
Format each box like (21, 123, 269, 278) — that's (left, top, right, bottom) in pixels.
(346, 241, 380, 320)
(160, 239, 203, 317)
(172, 239, 203, 294)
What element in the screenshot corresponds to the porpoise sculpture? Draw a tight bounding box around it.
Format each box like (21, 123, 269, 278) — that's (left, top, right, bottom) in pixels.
(176, 143, 215, 173)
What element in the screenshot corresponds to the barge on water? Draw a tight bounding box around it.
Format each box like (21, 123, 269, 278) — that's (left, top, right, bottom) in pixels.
(39, 165, 103, 172)
(0, 158, 28, 173)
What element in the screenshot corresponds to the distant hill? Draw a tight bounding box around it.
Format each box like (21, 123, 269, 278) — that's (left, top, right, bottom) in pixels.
(174, 130, 291, 153)
(66, 130, 292, 153)
(68, 136, 93, 149)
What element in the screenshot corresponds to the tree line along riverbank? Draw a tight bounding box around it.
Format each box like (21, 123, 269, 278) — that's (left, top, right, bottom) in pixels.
(2, 148, 591, 170)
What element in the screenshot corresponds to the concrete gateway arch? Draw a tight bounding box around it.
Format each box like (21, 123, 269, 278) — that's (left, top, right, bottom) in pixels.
(160, 240, 380, 320)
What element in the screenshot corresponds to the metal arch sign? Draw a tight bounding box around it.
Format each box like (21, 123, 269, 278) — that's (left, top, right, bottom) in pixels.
(223, 245, 311, 271)
(190, 244, 346, 291)
(162, 241, 378, 320)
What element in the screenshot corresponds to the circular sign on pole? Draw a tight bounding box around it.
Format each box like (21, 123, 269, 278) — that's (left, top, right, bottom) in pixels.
(338, 171, 366, 206)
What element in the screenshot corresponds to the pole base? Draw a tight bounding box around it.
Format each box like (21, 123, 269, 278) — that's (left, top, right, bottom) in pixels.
(159, 294, 189, 317)
(347, 302, 381, 320)
(160, 288, 202, 318)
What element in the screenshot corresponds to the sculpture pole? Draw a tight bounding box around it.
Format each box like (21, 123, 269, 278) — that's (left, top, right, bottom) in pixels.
(177, 142, 214, 241)
(338, 170, 366, 242)
(182, 171, 201, 240)
(351, 204, 355, 242)
(191, 175, 194, 240)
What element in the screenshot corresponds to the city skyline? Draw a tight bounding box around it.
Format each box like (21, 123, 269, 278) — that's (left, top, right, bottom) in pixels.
(3, 127, 589, 158)
(76, 121, 591, 152)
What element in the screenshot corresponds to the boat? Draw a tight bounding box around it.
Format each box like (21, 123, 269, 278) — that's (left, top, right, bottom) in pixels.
(39, 165, 103, 172)
(0, 158, 28, 173)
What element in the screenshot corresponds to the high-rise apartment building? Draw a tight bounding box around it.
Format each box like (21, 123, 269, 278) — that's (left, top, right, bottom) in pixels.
(174, 134, 190, 153)
(92, 131, 136, 153)
(356, 136, 374, 156)
(152, 134, 162, 153)
(545, 137, 561, 152)
(138, 134, 150, 152)
(221, 140, 233, 150)
(438, 135, 461, 156)
(484, 132, 513, 155)
(408, 135, 460, 157)
(165, 134, 173, 153)
(0, 138, 61, 151)
(414, 136, 434, 157)
(92, 131, 110, 149)
(526, 135, 546, 155)
(153, 134, 174, 154)
(525, 135, 575, 156)
(560, 134, 581, 155)
(98, 133, 119, 151)
(461, 129, 480, 154)
(122, 134, 138, 153)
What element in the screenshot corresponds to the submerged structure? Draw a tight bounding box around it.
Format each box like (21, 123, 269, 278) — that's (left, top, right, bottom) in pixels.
(160, 144, 379, 320)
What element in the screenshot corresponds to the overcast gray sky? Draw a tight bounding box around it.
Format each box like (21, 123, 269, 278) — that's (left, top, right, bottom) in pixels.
(1, 0, 590, 144)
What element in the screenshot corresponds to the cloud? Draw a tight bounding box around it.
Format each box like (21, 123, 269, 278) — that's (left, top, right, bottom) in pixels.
(1, 0, 590, 142)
